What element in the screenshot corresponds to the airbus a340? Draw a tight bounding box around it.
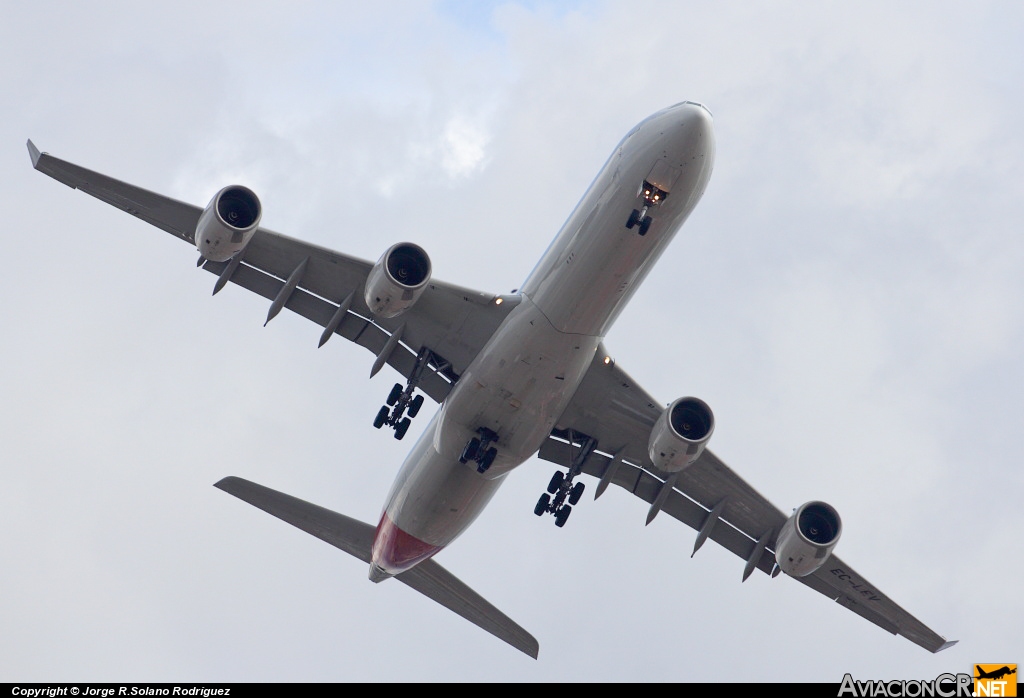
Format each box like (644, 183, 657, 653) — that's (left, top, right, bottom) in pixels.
(28, 101, 955, 658)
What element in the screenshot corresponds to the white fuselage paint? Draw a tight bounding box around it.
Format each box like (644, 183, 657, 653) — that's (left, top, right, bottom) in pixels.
(371, 102, 716, 575)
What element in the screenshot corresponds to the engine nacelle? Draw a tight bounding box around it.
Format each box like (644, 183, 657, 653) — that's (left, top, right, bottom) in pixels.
(195, 185, 262, 262)
(364, 242, 432, 318)
(774, 501, 842, 577)
(647, 397, 714, 473)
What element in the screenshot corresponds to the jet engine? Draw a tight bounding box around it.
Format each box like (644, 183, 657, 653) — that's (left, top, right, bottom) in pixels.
(195, 185, 262, 262)
(774, 501, 842, 577)
(647, 397, 714, 472)
(364, 242, 432, 318)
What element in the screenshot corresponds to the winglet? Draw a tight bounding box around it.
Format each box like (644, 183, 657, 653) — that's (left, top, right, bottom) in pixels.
(26, 139, 42, 169)
(934, 639, 959, 653)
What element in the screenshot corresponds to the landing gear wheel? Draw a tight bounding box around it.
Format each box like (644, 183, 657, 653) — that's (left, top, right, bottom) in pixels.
(639, 217, 652, 236)
(477, 447, 497, 473)
(460, 437, 481, 464)
(394, 417, 411, 440)
(626, 209, 640, 229)
(373, 406, 389, 429)
(386, 383, 403, 406)
(534, 493, 551, 516)
(546, 471, 564, 494)
(408, 394, 425, 418)
(554, 505, 572, 528)
(568, 481, 585, 505)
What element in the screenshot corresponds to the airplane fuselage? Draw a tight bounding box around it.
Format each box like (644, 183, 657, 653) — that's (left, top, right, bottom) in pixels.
(371, 102, 716, 577)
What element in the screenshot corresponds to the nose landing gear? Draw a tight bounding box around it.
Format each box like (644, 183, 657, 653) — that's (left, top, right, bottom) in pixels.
(625, 180, 668, 236)
(626, 208, 653, 236)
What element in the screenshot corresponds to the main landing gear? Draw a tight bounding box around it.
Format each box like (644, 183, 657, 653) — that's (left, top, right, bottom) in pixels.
(460, 427, 499, 474)
(535, 432, 596, 528)
(373, 383, 424, 440)
(625, 180, 669, 237)
(372, 347, 442, 440)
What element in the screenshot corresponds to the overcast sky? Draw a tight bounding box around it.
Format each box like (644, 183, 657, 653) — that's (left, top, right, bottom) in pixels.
(2, 0, 1022, 683)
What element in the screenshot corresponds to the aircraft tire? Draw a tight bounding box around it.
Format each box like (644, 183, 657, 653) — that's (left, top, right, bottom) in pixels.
(546, 470, 564, 494)
(568, 481, 585, 505)
(626, 209, 640, 229)
(373, 406, 389, 429)
(534, 494, 550, 516)
(408, 394, 425, 418)
(461, 437, 481, 464)
(386, 383, 403, 406)
(555, 505, 572, 527)
(395, 417, 412, 440)
(639, 217, 652, 236)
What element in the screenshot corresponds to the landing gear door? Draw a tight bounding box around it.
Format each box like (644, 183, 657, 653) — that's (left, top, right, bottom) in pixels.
(646, 159, 681, 195)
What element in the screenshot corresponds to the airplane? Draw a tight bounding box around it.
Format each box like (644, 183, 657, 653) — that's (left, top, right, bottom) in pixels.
(976, 667, 1017, 681)
(27, 101, 957, 659)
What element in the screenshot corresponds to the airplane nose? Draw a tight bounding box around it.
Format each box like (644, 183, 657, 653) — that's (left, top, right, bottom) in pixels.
(673, 100, 713, 120)
(677, 101, 715, 170)
(679, 101, 714, 137)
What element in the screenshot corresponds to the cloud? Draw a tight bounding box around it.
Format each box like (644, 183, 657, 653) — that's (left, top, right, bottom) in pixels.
(3, 0, 1021, 682)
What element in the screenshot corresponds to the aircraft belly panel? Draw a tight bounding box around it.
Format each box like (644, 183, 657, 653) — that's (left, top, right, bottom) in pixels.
(380, 299, 601, 557)
(380, 411, 506, 551)
(435, 298, 601, 474)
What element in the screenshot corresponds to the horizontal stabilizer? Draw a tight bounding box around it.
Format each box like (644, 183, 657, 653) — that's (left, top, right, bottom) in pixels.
(214, 476, 539, 659)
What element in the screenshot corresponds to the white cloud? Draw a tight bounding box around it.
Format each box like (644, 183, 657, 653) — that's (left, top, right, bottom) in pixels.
(440, 113, 491, 178)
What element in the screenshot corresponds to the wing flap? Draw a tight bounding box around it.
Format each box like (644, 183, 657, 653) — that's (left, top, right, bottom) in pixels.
(203, 258, 455, 402)
(556, 349, 789, 542)
(552, 347, 657, 468)
(215, 477, 539, 658)
(235, 229, 519, 378)
(800, 556, 956, 652)
(678, 449, 788, 543)
(542, 349, 956, 649)
(538, 438, 778, 577)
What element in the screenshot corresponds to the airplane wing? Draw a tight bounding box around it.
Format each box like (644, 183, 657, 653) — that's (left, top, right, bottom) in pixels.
(27, 140, 518, 403)
(540, 345, 957, 654)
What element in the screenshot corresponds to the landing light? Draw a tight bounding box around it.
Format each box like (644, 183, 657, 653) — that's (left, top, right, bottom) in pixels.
(603, 356, 612, 365)
(495, 297, 503, 305)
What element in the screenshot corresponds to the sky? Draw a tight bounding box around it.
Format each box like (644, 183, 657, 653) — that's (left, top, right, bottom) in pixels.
(2, 0, 1022, 684)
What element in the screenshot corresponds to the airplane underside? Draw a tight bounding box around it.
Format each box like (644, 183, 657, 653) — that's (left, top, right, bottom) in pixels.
(28, 98, 957, 659)
(368, 107, 715, 573)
